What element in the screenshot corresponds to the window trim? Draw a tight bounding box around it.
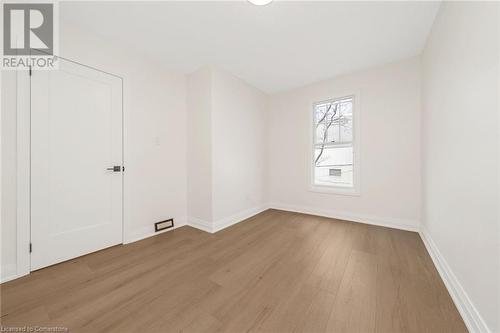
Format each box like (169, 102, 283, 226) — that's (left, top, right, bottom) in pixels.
(309, 93, 361, 196)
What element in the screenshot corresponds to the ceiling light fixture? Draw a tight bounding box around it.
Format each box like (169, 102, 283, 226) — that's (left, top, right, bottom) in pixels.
(248, 0, 273, 6)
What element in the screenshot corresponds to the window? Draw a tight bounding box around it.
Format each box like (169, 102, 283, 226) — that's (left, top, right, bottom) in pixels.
(312, 96, 358, 193)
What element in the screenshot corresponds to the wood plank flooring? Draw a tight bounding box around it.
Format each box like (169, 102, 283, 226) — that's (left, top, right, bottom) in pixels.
(0, 209, 467, 332)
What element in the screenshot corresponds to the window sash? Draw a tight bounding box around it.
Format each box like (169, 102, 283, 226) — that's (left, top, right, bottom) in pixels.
(312, 95, 356, 191)
(313, 142, 353, 149)
(313, 98, 353, 146)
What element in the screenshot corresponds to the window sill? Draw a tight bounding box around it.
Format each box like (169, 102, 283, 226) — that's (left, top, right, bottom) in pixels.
(309, 185, 360, 196)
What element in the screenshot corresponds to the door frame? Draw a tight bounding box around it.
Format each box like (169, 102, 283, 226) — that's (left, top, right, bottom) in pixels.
(16, 55, 124, 277)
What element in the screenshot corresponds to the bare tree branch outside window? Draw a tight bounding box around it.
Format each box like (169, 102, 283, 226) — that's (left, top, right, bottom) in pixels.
(314, 102, 352, 166)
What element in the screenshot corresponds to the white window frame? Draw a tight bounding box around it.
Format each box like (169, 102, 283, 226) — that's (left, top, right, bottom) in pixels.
(310, 93, 360, 196)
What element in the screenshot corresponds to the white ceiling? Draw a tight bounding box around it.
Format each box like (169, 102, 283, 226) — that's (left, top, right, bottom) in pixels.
(61, 1, 440, 94)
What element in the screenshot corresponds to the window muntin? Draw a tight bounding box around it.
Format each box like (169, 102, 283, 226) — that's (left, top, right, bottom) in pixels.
(313, 96, 354, 188)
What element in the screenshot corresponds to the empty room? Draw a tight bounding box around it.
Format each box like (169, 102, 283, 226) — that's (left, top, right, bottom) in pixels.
(1, 1, 498, 332)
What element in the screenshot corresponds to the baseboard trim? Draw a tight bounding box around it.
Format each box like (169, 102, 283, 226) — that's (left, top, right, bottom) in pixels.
(123, 217, 187, 244)
(419, 227, 490, 333)
(188, 205, 269, 234)
(188, 216, 213, 233)
(212, 205, 269, 232)
(268, 203, 419, 232)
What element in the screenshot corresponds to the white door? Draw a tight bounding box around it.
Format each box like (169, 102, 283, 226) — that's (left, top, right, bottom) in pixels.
(31, 58, 123, 270)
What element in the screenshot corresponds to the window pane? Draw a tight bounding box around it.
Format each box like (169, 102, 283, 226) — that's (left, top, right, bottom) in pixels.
(328, 122, 340, 143)
(314, 103, 330, 123)
(314, 98, 352, 145)
(315, 123, 326, 144)
(314, 146, 353, 187)
(339, 101, 352, 143)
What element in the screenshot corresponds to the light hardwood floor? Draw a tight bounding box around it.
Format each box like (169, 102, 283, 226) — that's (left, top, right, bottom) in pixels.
(1, 209, 467, 332)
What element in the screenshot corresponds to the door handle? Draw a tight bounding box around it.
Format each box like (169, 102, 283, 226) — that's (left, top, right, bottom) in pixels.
(106, 166, 122, 172)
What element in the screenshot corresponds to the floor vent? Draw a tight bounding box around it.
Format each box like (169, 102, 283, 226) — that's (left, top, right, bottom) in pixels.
(155, 219, 174, 232)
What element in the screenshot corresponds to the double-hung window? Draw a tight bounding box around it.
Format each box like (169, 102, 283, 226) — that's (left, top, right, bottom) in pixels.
(312, 95, 358, 194)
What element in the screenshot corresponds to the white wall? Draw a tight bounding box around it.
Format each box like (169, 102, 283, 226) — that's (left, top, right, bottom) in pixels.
(186, 68, 213, 223)
(267, 57, 422, 230)
(211, 68, 268, 223)
(1, 21, 188, 280)
(186, 67, 268, 231)
(421, 2, 499, 332)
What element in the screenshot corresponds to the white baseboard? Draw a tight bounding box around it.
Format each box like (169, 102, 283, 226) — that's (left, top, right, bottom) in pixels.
(419, 227, 490, 333)
(188, 216, 213, 233)
(123, 217, 187, 244)
(187, 205, 269, 234)
(212, 205, 269, 232)
(268, 202, 419, 232)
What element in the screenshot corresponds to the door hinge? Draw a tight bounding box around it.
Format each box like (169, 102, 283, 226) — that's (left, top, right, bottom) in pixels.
(122, 166, 125, 172)
(29, 242, 32, 253)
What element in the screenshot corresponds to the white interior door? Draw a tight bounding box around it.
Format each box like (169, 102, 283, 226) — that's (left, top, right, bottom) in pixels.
(31, 58, 123, 270)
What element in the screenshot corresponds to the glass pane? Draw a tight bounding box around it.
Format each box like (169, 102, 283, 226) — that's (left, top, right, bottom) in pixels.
(314, 103, 329, 123)
(315, 123, 326, 144)
(328, 123, 339, 144)
(315, 98, 353, 145)
(338, 99, 353, 143)
(314, 146, 353, 187)
(315, 105, 339, 143)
